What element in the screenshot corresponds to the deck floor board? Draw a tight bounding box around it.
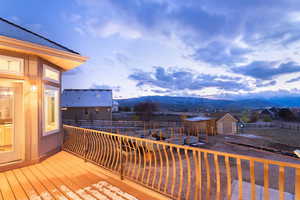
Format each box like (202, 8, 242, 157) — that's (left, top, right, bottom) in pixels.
(0, 151, 163, 200)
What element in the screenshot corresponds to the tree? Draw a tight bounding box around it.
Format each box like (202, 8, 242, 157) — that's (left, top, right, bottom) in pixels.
(263, 115, 272, 122)
(278, 108, 296, 121)
(249, 112, 259, 123)
(134, 102, 158, 121)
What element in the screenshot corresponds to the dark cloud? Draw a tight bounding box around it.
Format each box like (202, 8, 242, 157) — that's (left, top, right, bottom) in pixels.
(256, 80, 277, 87)
(192, 41, 251, 65)
(286, 76, 300, 83)
(232, 61, 300, 80)
(129, 66, 250, 92)
(104, 0, 300, 66)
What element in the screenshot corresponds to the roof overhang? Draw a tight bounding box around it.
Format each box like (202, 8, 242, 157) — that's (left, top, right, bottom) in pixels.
(0, 35, 88, 70)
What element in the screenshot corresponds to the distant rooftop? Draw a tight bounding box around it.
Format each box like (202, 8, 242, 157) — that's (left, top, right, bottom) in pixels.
(185, 116, 214, 122)
(0, 17, 79, 54)
(62, 89, 113, 108)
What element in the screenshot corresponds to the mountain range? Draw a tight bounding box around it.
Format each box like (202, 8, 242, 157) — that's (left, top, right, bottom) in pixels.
(117, 96, 300, 111)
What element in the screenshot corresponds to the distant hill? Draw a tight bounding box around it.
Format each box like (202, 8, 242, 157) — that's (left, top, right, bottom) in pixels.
(117, 96, 283, 112)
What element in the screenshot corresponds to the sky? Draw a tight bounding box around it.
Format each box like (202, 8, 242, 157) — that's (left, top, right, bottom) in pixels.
(2, 0, 300, 99)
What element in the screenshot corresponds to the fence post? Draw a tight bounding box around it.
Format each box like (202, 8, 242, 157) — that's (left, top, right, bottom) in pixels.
(119, 137, 124, 180)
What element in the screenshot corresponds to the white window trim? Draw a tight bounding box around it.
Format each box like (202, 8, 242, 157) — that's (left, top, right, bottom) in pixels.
(43, 84, 60, 136)
(0, 55, 24, 75)
(43, 64, 60, 84)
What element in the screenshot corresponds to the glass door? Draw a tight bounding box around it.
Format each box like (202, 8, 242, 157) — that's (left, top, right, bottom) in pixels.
(0, 80, 23, 164)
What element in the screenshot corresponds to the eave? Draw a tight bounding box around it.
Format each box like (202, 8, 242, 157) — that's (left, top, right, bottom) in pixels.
(0, 35, 88, 71)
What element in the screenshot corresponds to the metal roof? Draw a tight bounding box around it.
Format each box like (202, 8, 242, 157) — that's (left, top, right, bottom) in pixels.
(184, 116, 214, 122)
(61, 89, 112, 107)
(0, 17, 79, 54)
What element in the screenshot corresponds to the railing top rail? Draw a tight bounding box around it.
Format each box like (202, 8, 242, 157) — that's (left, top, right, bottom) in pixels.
(63, 125, 300, 169)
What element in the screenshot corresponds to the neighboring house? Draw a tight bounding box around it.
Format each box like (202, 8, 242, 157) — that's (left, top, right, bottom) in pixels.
(112, 100, 119, 112)
(260, 107, 279, 120)
(61, 89, 112, 121)
(0, 18, 87, 168)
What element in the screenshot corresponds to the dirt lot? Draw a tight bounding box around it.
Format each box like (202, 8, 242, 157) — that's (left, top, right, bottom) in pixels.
(241, 127, 300, 147)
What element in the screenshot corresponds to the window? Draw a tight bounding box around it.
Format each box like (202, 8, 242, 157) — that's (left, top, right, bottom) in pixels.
(43, 64, 60, 83)
(0, 55, 24, 75)
(43, 85, 60, 136)
(84, 108, 88, 115)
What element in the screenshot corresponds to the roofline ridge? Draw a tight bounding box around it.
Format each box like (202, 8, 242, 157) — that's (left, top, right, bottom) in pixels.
(0, 17, 79, 54)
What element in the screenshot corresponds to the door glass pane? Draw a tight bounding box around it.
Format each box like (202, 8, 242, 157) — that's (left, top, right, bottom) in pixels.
(0, 88, 13, 152)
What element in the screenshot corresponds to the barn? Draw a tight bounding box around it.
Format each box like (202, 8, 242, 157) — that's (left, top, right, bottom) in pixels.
(61, 89, 112, 121)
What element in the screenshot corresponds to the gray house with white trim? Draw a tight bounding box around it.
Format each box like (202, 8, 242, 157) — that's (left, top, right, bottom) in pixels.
(61, 89, 112, 121)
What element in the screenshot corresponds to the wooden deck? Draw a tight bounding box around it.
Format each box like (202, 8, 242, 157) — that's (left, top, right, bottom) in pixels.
(0, 151, 167, 200)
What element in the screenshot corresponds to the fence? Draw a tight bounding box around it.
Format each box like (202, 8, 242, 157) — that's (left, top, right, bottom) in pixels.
(63, 119, 182, 129)
(244, 122, 300, 131)
(63, 125, 300, 200)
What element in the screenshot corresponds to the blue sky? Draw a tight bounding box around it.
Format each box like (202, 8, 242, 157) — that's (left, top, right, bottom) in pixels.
(2, 0, 300, 99)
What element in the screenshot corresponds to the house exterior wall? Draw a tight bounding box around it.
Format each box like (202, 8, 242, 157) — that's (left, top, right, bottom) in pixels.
(0, 49, 63, 171)
(217, 114, 237, 135)
(62, 106, 112, 121)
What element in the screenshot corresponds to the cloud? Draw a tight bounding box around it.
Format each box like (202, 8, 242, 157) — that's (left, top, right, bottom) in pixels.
(256, 80, 277, 87)
(286, 76, 300, 83)
(232, 61, 300, 80)
(129, 66, 250, 92)
(192, 41, 251, 66)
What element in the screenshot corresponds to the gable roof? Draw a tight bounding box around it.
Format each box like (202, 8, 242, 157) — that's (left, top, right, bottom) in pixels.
(0, 17, 87, 70)
(61, 89, 113, 108)
(0, 17, 78, 54)
(217, 113, 238, 122)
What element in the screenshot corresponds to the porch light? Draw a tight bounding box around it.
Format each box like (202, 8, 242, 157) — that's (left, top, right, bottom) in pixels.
(31, 85, 37, 92)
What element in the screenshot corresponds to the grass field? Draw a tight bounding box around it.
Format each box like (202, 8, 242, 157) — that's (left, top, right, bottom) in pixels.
(242, 128, 300, 147)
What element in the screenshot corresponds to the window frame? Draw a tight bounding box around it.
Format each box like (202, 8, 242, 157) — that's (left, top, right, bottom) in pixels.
(43, 64, 60, 84)
(42, 84, 60, 136)
(0, 55, 24, 76)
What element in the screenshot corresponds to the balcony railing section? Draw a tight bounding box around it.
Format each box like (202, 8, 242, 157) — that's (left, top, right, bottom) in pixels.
(63, 125, 300, 200)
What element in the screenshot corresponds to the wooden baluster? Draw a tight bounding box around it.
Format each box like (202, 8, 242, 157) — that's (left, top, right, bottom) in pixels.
(225, 156, 232, 200)
(163, 145, 170, 194)
(214, 154, 221, 200)
(177, 148, 183, 199)
(141, 141, 147, 184)
(136, 140, 142, 181)
(250, 160, 256, 200)
(158, 143, 164, 191)
(185, 149, 191, 200)
(263, 163, 270, 200)
(279, 166, 285, 200)
(204, 152, 211, 200)
(152, 143, 158, 188)
(146, 142, 153, 186)
(237, 158, 243, 200)
(193, 150, 199, 200)
(170, 147, 177, 197)
(132, 138, 138, 178)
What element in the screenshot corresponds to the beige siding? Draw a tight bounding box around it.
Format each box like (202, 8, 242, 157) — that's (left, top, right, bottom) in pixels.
(217, 114, 237, 135)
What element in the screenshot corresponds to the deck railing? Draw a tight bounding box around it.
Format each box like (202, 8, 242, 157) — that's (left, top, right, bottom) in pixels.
(63, 125, 300, 200)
